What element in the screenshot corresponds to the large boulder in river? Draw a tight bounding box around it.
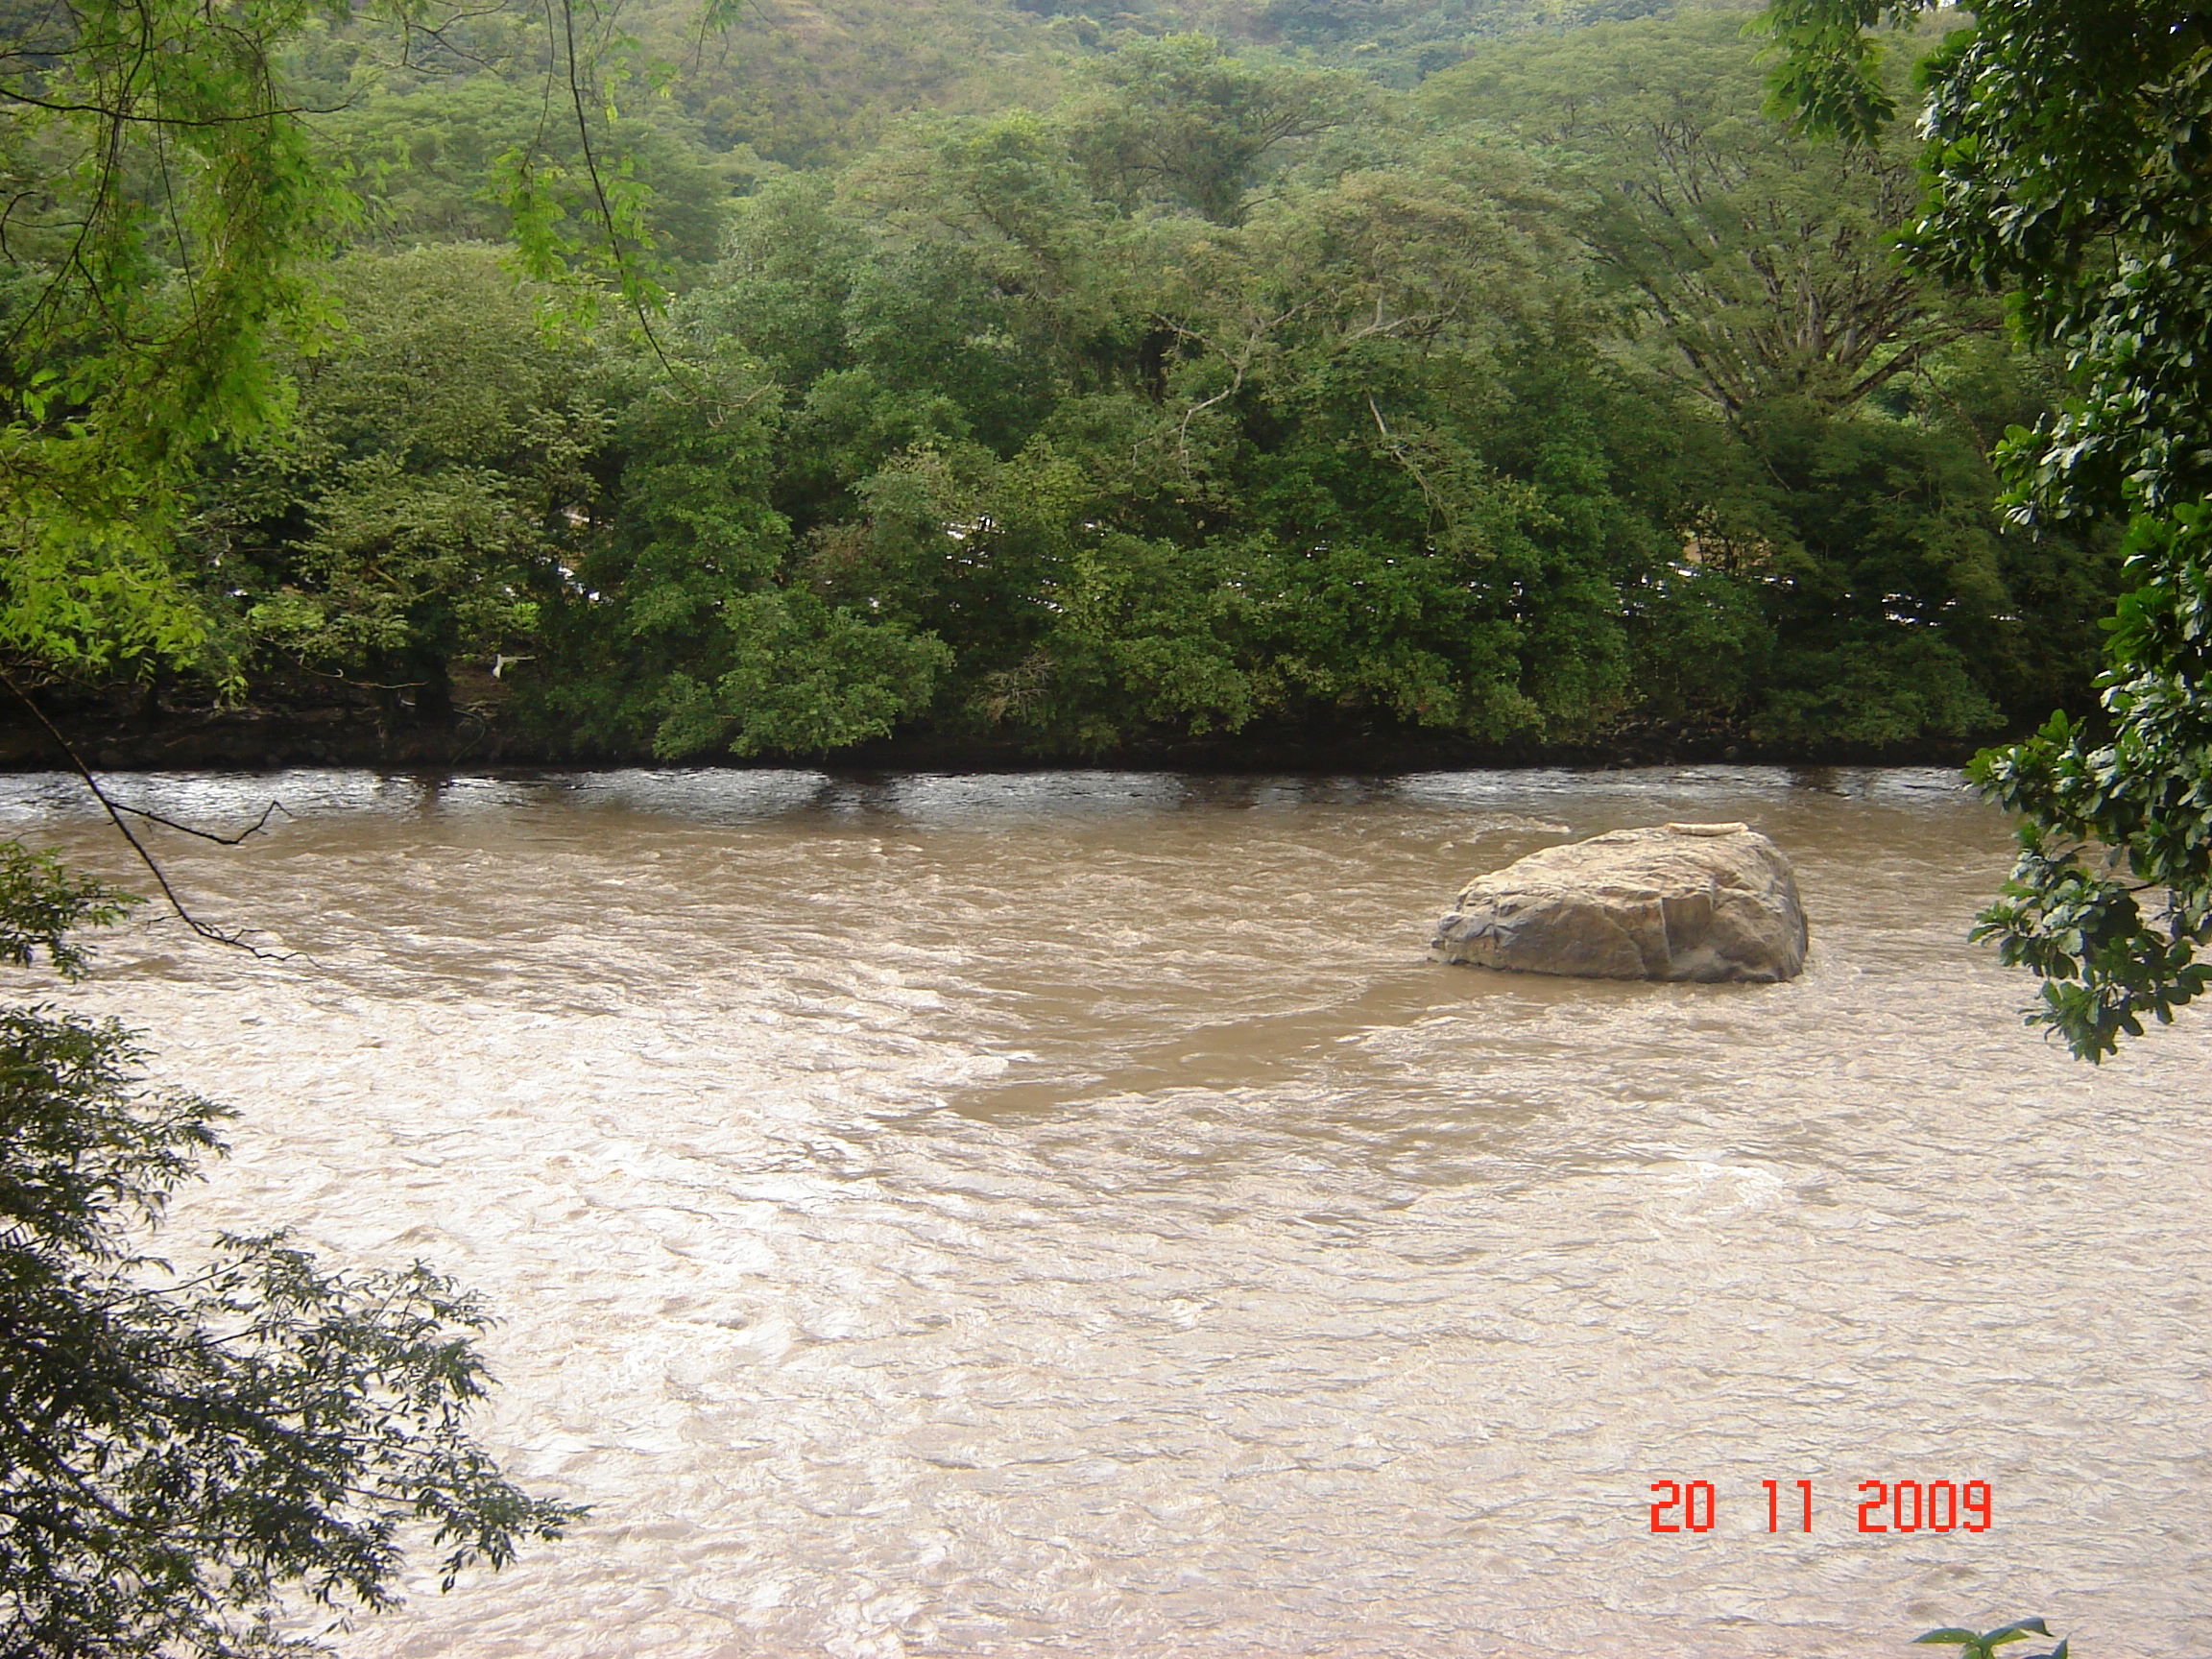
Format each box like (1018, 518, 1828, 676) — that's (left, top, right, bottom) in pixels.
(1430, 822, 1809, 983)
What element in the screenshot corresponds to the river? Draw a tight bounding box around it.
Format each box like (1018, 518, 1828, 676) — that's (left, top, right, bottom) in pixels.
(5, 765, 2206, 1658)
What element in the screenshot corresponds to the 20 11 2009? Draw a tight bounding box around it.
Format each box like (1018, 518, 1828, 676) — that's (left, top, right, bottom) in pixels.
(1647, 1479, 1992, 1533)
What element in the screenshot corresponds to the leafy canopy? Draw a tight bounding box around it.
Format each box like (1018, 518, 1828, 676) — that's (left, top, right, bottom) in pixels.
(1766, 0, 2212, 1057)
(1070, 36, 1362, 226)
(0, 0, 360, 677)
(0, 0, 695, 685)
(0, 854, 580, 1657)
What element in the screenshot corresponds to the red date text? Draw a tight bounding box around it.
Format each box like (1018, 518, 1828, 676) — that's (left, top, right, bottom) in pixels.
(1646, 1478, 1991, 1533)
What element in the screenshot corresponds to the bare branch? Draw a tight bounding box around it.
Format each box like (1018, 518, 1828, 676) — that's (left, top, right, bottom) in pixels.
(1, 667, 298, 960)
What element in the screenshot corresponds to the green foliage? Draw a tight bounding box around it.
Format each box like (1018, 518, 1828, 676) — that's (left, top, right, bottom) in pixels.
(1768, 0, 2212, 1054)
(1426, 10, 1985, 416)
(466, 30, 2118, 764)
(0, 0, 356, 677)
(1772, 0, 2212, 517)
(1912, 1618, 2068, 1659)
(1253, 0, 1675, 81)
(1756, 0, 1905, 141)
(1973, 507, 2212, 1059)
(0, 849, 137, 979)
(0, 0, 733, 692)
(518, 345, 951, 757)
(820, 441, 1260, 751)
(653, 588, 952, 757)
(1726, 397, 2006, 747)
(191, 245, 604, 721)
(1068, 36, 1362, 225)
(1019, 0, 1673, 87)
(14, 0, 2133, 773)
(0, 849, 579, 1657)
(252, 457, 549, 692)
(695, 108, 1697, 754)
(696, 176, 872, 394)
(624, 0, 1053, 166)
(325, 83, 738, 274)
(1002, 529, 1257, 750)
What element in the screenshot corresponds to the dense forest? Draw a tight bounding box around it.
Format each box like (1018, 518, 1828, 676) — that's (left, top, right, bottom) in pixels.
(15, 0, 2127, 769)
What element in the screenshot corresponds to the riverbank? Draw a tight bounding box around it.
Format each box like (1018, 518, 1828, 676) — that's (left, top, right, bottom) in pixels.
(0, 672, 2008, 776)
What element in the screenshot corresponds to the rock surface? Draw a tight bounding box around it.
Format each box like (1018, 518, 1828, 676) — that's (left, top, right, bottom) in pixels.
(1430, 822, 1809, 983)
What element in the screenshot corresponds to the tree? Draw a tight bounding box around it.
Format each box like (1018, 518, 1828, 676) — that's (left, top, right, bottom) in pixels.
(0, 0, 633, 1641)
(0, 0, 352, 680)
(0, 845, 578, 1657)
(1069, 36, 1360, 227)
(325, 82, 737, 275)
(521, 342, 951, 759)
(1428, 11, 1983, 419)
(193, 244, 605, 730)
(1766, 0, 2212, 1057)
(1131, 157, 1651, 746)
(1426, 12, 2113, 759)
(0, 0, 700, 692)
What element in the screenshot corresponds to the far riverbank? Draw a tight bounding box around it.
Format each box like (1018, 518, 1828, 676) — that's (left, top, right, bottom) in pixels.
(0, 671, 2011, 777)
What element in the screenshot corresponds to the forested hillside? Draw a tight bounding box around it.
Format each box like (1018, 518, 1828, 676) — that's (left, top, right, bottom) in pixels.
(11, 0, 2123, 769)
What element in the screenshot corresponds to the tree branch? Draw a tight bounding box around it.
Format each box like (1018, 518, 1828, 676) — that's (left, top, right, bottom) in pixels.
(1, 667, 297, 959)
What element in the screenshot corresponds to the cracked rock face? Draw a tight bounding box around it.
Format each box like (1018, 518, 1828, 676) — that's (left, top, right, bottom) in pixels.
(1430, 822, 1810, 983)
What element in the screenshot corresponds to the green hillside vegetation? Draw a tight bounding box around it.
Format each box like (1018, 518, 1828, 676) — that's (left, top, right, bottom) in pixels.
(33, 1, 2125, 765)
(603, 0, 1695, 164)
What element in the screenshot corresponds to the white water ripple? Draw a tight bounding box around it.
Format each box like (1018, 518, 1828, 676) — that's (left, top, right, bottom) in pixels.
(4, 765, 2206, 1658)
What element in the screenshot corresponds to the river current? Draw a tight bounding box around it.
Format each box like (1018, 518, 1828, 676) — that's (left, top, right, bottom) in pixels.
(4, 765, 2207, 1659)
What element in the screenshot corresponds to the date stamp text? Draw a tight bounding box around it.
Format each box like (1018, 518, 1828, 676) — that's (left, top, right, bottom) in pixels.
(1647, 1479, 1993, 1534)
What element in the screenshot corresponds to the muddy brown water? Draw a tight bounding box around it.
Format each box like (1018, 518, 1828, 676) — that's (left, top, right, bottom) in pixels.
(5, 766, 2207, 1659)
